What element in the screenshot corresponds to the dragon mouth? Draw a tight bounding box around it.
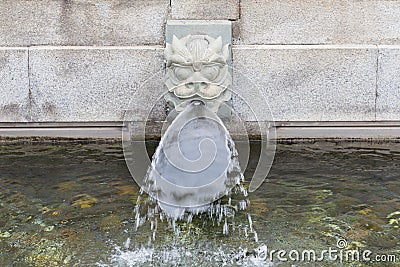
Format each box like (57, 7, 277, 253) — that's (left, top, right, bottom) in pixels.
(172, 83, 226, 100)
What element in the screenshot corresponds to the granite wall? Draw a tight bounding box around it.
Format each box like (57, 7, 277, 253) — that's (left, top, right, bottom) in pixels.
(1, 0, 399, 123)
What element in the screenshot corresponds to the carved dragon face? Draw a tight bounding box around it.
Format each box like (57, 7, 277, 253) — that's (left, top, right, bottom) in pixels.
(164, 35, 232, 112)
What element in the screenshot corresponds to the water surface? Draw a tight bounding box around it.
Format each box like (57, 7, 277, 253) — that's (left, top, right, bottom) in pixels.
(0, 141, 399, 266)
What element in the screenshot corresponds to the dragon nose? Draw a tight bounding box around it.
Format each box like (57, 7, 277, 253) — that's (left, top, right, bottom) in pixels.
(186, 82, 209, 91)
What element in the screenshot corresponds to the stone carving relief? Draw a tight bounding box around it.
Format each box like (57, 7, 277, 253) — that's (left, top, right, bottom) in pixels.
(164, 34, 232, 113)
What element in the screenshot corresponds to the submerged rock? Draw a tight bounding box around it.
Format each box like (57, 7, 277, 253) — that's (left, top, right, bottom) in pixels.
(387, 210, 400, 229)
(0, 231, 11, 238)
(98, 214, 122, 231)
(71, 194, 98, 209)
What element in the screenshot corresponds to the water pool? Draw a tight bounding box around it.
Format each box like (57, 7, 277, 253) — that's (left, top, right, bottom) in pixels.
(0, 141, 399, 266)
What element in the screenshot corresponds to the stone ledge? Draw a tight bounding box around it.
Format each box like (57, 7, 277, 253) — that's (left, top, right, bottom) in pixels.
(1, 122, 400, 140)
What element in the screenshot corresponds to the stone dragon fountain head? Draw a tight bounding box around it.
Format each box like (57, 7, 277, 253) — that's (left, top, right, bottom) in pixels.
(164, 34, 232, 113)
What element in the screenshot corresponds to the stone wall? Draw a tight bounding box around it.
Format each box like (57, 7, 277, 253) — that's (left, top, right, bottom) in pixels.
(1, 0, 399, 124)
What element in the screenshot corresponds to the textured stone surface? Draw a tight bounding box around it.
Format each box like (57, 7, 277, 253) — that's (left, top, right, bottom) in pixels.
(0, 0, 168, 46)
(29, 47, 165, 122)
(237, 0, 400, 45)
(171, 0, 239, 20)
(166, 20, 232, 46)
(377, 47, 400, 120)
(1, 45, 398, 124)
(0, 48, 30, 122)
(232, 45, 378, 121)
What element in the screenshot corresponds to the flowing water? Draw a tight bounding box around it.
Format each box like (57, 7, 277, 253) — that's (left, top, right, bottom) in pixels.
(141, 101, 245, 219)
(133, 101, 255, 259)
(0, 141, 399, 266)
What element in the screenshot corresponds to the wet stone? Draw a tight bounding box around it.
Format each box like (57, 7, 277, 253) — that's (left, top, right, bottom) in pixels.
(98, 214, 122, 231)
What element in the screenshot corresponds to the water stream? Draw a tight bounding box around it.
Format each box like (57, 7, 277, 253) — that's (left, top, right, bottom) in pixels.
(142, 101, 244, 217)
(134, 100, 257, 248)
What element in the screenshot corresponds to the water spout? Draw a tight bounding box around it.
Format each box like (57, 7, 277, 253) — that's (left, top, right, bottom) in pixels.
(143, 101, 242, 219)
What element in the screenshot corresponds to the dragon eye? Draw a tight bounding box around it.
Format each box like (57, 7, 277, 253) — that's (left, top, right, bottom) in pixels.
(174, 67, 193, 81)
(201, 65, 220, 81)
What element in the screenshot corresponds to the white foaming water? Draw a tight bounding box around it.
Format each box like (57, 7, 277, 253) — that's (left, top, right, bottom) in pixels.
(101, 243, 276, 267)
